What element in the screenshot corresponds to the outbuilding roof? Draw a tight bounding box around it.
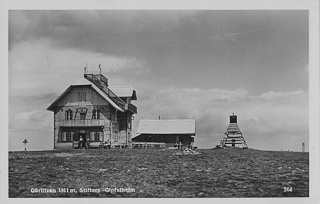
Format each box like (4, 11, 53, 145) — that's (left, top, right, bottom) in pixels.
(135, 119, 196, 136)
(109, 86, 137, 100)
(47, 78, 124, 112)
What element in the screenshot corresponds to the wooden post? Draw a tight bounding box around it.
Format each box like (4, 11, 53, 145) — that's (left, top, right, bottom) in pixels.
(232, 139, 235, 147)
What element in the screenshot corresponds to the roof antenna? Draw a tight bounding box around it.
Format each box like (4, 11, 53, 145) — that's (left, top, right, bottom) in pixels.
(99, 64, 102, 75)
(86, 62, 89, 74)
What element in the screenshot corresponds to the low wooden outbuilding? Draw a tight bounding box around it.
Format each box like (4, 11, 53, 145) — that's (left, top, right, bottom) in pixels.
(132, 119, 196, 148)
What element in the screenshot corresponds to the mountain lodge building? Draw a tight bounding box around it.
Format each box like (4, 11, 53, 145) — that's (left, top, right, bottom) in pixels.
(47, 73, 137, 149)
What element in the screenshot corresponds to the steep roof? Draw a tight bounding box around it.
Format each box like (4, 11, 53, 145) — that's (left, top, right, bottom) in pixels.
(109, 86, 137, 100)
(135, 119, 196, 136)
(47, 78, 124, 112)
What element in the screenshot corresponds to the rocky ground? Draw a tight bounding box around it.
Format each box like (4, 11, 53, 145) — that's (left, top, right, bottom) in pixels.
(8, 148, 309, 197)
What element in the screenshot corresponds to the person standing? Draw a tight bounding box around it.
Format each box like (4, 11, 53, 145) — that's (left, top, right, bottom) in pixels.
(79, 136, 83, 149)
(86, 137, 90, 149)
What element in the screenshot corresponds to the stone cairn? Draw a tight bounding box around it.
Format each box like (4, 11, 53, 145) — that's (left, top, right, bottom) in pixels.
(174, 148, 201, 155)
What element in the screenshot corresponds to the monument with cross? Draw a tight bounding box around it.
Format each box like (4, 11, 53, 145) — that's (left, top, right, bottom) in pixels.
(23, 139, 28, 151)
(220, 113, 248, 148)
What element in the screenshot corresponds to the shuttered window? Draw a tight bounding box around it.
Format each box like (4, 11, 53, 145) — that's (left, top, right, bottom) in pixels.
(61, 132, 75, 142)
(90, 131, 102, 141)
(65, 110, 73, 120)
(92, 109, 100, 119)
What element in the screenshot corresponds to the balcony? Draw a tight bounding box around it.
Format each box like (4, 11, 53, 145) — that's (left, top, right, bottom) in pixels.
(125, 103, 137, 114)
(60, 119, 105, 127)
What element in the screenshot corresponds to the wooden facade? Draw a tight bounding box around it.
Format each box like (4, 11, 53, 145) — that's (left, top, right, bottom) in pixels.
(47, 74, 137, 149)
(133, 119, 196, 148)
(133, 134, 194, 148)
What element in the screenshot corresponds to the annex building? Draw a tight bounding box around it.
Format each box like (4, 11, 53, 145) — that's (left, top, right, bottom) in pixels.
(132, 119, 196, 148)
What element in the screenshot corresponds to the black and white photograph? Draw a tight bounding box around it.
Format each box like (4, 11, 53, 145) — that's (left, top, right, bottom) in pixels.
(1, 0, 319, 203)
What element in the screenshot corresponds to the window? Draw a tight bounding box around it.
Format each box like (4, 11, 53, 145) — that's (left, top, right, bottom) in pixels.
(61, 132, 75, 142)
(90, 131, 102, 141)
(65, 109, 73, 120)
(80, 113, 86, 120)
(92, 109, 100, 119)
(73, 133, 79, 141)
(94, 132, 100, 141)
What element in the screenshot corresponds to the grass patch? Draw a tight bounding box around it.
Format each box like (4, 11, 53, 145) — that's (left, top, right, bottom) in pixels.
(8, 148, 308, 197)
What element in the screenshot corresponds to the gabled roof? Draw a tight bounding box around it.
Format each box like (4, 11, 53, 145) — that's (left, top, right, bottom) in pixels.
(135, 119, 196, 136)
(47, 78, 124, 112)
(109, 86, 137, 100)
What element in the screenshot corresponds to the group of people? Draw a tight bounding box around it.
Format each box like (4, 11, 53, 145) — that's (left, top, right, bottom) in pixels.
(103, 139, 111, 149)
(78, 137, 112, 149)
(79, 136, 90, 149)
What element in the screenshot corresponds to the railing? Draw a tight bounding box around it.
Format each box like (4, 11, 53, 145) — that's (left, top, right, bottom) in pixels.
(132, 142, 166, 149)
(94, 74, 108, 86)
(126, 103, 137, 114)
(84, 74, 126, 110)
(61, 119, 105, 127)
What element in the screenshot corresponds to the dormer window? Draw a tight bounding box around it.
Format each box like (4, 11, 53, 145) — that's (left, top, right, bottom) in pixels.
(65, 109, 73, 120)
(92, 109, 100, 119)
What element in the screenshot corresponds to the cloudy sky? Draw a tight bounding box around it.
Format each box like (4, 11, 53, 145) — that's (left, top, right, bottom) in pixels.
(8, 10, 309, 151)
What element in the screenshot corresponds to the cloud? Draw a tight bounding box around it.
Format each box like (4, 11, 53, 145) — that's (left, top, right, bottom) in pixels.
(9, 10, 201, 51)
(9, 94, 57, 132)
(212, 29, 259, 44)
(9, 11, 309, 96)
(9, 38, 150, 96)
(257, 90, 304, 101)
(15, 110, 39, 121)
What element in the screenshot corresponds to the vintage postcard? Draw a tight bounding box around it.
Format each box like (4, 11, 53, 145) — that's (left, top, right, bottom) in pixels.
(1, 0, 319, 203)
